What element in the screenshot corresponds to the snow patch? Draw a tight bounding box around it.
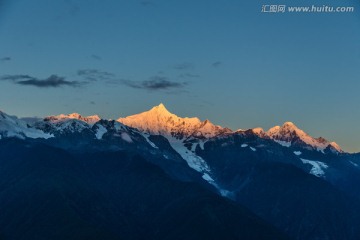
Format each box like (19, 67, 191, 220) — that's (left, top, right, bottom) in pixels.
(219, 189, 234, 198)
(121, 132, 133, 143)
(95, 125, 107, 139)
(274, 140, 291, 147)
(191, 143, 198, 152)
(350, 161, 359, 167)
(142, 133, 158, 149)
(114, 122, 126, 131)
(165, 136, 210, 173)
(202, 173, 214, 182)
(199, 140, 207, 150)
(162, 135, 232, 197)
(300, 158, 328, 177)
(294, 151, 302, 156)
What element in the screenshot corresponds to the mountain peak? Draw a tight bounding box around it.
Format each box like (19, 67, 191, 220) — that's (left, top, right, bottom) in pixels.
(68, 113, 82, 119)
(268, 122, 302, 135)
(157, 103, 166, 109)
(252, 127, 266, 137)
(266, 122, 342, 152)
(283, 122, 297, 128)
(329, 141, 343, 152)
(45, 113, 101, 125)
(149, 103, 172, 116)
(118, 104, 228, 138)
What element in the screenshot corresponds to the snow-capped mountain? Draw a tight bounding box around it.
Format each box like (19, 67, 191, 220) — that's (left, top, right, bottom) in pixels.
(266, 122, 342, 152)
(118, 103, 231, 139)
(0, 110, 53, 140)
(118, 103, 233, 193)
(0, 104, 344, 196)
(1, 105, 359, 240)
(249, 127, 267, 138)
(34, 113, 100, 136)
(45, 113, 101, 125)
(0, 106, 343, 155)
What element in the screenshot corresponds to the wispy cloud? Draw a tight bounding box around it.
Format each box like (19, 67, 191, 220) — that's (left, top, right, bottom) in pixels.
(173, 62, 194, 70)
(90, 54, 102, 61)
(0, 57, 11, 62)
(0, 74, 81, 88)
(122, 76, 187, 91)
(140, 1, 156, 6)
(179, 73, 200, 78)
(77, 69, 114, 82)
(212, 61, 222, 67)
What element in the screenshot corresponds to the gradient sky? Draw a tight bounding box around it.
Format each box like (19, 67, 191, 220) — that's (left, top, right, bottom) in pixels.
(0, 0, 359, 152)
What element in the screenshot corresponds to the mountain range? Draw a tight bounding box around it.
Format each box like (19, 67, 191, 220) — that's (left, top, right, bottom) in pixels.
(0, 104, 359, 240)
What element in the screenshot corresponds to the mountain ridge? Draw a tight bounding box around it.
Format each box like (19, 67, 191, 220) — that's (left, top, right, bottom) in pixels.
(0, 104, 345, 153)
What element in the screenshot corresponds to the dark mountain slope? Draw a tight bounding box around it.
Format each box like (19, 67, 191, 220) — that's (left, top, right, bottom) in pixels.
(197, 134, 360, 240)
(0, 139, 288, 240)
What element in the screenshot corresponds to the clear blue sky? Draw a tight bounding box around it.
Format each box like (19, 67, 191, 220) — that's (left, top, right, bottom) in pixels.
(0, 0, 359, 152)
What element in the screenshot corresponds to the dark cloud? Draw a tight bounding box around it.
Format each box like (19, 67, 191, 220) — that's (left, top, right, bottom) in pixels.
(173, 62, 194, 70)
(77, 69, 114, 82)
(144, 78, 185, 90)
(90, 54, 102, 60)
(17, 75, 81, 88)
(212, 61, 222, 67)
(0, 74, 33, 81)
(122, 76, 187, 91)
(0, 74, 81, 88)
(0, 57, 11, 62)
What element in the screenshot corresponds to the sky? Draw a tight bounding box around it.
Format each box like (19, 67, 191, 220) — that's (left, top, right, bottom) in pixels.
(0, 0, 359, 152)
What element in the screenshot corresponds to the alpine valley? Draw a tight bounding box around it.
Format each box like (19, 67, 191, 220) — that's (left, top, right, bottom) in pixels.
(0, 104, 360, 240)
